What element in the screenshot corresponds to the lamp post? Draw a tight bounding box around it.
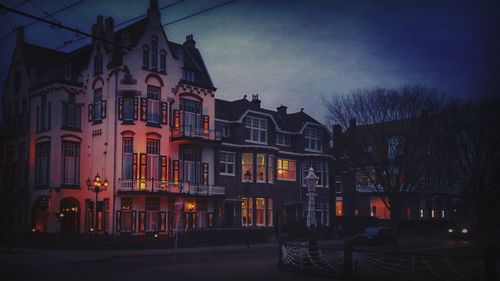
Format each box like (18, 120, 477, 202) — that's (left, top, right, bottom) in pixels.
(304, 167, 319, 229)
(244, 170, 252, 227)
(86, 173, 108, 239)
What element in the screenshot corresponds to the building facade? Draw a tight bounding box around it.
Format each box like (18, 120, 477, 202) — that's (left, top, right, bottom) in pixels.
(214, 95, 334, 229)
(1, 0, 225, 235)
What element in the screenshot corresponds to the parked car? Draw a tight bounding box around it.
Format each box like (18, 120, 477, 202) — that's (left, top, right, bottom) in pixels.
(448, 222, 475, 239)
(354, 226, 394, 245)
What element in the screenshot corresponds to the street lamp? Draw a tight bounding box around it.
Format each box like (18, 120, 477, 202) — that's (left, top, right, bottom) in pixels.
(304, 167, 319, 228)
(244, 170, 252, 227)
(86, 173, 108, 238)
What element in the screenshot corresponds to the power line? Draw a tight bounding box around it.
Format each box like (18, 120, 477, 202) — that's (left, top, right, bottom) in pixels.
(162, 0, 236, 27)
(0, 0, 30, 15)
(115, 0, 186, 28)
(0, 3, 132, 50)
(0, 0, 87, 41)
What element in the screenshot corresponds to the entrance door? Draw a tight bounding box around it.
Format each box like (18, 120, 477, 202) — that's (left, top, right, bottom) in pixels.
(60, 197, 80, 232)
(185, 212, 197, 229)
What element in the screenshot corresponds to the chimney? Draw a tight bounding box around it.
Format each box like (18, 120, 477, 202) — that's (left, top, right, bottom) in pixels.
(104, 17, 115, 48)
(349, 118, 357, 128)
(332, 124, 342, 138)
(277, 105, 287, 115)
(250, 94, 261, 108)
(183, 34, 196, 48)
(16, 26, 24, 45)
(91, 15, 104, 43)
(148, 0, 160, 23)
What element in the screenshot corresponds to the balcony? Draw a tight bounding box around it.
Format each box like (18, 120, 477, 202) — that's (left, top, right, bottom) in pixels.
(171, 126, 221, 142)
(118, 179, 225, 196)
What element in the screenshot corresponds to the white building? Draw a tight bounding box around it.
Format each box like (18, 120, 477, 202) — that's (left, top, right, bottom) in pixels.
(2, 0, 224, 235)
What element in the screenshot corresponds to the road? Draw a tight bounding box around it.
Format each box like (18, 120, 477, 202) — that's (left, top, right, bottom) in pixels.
(0, 235, 475, 281)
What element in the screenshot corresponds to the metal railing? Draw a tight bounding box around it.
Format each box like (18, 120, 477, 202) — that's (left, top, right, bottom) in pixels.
(118, 179, 225, 196)
(171, 125, 221, 141)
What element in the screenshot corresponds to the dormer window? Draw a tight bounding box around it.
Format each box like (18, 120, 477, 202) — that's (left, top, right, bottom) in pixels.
(151, 36, 158, 71)
(245, 116, 267, 144)
(159, 50, 166, 73)
(304, 127, 322, 152)
(142, 46, 150, 69)
(183, 68, 196, 83)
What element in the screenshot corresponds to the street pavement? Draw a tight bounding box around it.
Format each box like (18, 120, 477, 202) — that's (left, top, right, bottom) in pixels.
(0, 235, 474, 281)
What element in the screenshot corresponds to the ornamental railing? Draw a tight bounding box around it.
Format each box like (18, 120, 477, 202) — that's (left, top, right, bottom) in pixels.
(171, 126, 221, 141)
(118, 179, 225, 196)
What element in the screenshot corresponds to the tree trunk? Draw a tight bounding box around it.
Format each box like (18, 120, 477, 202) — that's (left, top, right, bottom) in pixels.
(391, 210, 400, 252)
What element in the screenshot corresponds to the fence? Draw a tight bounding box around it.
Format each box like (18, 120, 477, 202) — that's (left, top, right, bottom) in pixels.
(279, 240, 496, 281)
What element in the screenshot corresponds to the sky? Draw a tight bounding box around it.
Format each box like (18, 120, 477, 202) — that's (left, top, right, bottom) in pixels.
(1, 0, 499, 122)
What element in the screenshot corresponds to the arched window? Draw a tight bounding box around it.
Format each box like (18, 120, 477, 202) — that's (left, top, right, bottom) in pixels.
(142, 45, 150, 69)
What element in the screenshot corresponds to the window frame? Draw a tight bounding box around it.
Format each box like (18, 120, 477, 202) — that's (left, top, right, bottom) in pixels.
(146, 85, 161, 125)
(61, 141, 80, 186)
(219, 151, 235, 176)
(276, 133, 290, 146)
(304, 127, 323, 152)
(241, 153, 253, 182)
(277, 158, 296, 181)
(245, 116, 268, 144)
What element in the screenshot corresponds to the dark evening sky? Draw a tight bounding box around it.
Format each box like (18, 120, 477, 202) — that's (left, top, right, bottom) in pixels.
(1, 0, 499, 122)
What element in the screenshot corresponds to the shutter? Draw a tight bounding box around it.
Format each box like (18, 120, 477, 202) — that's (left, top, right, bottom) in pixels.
(138, 211, 145, 232)
(161, 102, 168, 124)
(161, 156, 168, 182)
(139, 153, 147, 188)
(203, 115, 209, 131)
(115, 210, 121, 232)
(140, 98, 147, 121)
(203, 163, 209, 186)
(131, 210, 137, 232)
(101, 100, 107, 119)
(173, 160, 179, 183)
(118, 97, 123, 120)
(173, 109, 180, 128)
(160, 212, 167, 232)
(132, 153, 138, 181)
(133, 97, 139, 120)
(88, 104, 94, 122)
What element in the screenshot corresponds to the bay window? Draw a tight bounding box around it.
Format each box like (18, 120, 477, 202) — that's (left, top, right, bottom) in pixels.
(35, 141, 50, 187)
(267, 155, 274, 183)
(241, 153, 253, 182)
(256, 198, 265, 226)
(256, 154, 266, 183)
(61, 141, 80, 186)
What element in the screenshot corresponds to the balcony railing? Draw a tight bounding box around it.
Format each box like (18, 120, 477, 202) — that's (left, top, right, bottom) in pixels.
(171, 126, 221, 141)
(118, 179, 225, 196)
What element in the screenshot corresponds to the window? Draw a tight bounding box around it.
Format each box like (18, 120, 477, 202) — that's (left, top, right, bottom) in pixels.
(93, 88, 103, 122)
(256, 198, 265, 226)
(145, 198, 159, 231)
(61, 142, 80, 186)
(38, 95, 51, 131)
(241, 153, 253, 182)
(241, 197, 253, 227)
(219, 151, 235, 175)
(302, 161, 325, 186)
(94, 49, 103, 75)
(180, 147, 202, 185)
(245, 116, 267, 144)
(215, 121, 230, 137)
(335, 176, 342, 193)
(121, 198, 133, 232)
(256, 154, 266, 183)
(122, 138, 133, 180)
(336, 200, 343, 216)
(151, 37, 158, 71)
(441, 209, 446, 219)
(160, 51, 166, 73)
(267, 198, 273, 226)
(142, 46, 150, 69)
(179, 98, 202, 130)
(388, 136, 405, 160)
(183, 69, 196, 83)
(35, 142, 50, 186)
(146, 139, 160, 181)
(276, 133, 290, 146)
(277, 158, 296, 181)
(304, 127, 322, 152)
(62, 93, 81, 130)
(123, 96, 134, 122)
(64, 62, 72, 81)
(147, 85, 161, 124)
(419, 208, 424, 219)
(267, 155, 274, 183)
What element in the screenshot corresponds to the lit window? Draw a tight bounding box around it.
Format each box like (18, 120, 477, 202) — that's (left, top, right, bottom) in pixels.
(241, 153, 253, 182)
(267, 198, 273, 226)
(267, 155, 274, 183)
(256, 198, 265, 226)
(276, 133, 290, 146)
(304, 127, 322, 152)
(245, 116, 267, 144)
(419, 208, 424, 219)
(219, 151, 235, 175)
(61, 142, 80, 185)
(147, 85, 160, 124)
(336, 200, 343, 216)
(277, 158, 296, 181)
(256, 154, 266, 183)
(241, 197, 253, 227)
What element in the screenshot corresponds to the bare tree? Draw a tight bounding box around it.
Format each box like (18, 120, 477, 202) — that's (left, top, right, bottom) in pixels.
(326, 86, 442, 251)
(446, 99, 500, 245)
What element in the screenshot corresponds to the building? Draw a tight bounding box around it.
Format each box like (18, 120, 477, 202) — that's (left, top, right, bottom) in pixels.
(214, 95, 334, 228)
(332, 117, 464, 222)
(1, 0, 225, 235)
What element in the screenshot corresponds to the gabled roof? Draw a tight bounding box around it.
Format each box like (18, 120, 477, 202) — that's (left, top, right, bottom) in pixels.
(215, 98, 323, 133)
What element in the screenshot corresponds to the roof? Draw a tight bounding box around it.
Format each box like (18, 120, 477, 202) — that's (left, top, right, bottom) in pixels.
(215, 98, 322, 132)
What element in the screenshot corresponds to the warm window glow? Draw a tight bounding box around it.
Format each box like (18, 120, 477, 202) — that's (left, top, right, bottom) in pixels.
(241, 197, 253, 227)
(256, 154, 266, 183)
(277, 158, 296, 181)
(336, 200, 343, 216)
(256, 198, 265, 226)
(241, 153, 253, 182)
(370, 197, 390, 219)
